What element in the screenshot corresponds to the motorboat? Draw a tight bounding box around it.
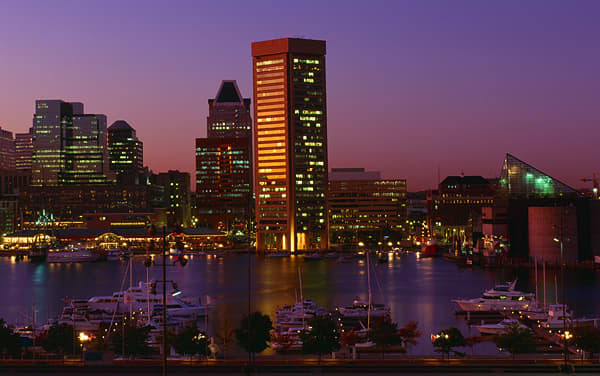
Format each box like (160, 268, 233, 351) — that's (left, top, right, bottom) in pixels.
(87, 281, 209, 317)
(324, 252, 338, 259)
(336, 298, 390, 319)
(452, 280, 535, 312)
(47, 247, 101, 263)
(272, 326, 304, 352)
(474, 319, 528, 335)
(539, 304, 600, 330)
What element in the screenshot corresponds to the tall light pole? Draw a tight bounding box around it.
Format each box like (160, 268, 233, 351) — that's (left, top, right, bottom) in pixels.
(553, 207, 568, 370)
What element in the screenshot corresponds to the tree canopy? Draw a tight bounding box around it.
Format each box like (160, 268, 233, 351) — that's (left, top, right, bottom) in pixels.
(367, 318, 404, 359)
(172, 326, 210, 358)
(300, 315, 341, 362)
(493, 322, 537, 357)
(0, 319, 22, 358)
(432, 326, 466, 358)
(235, 311, 273, 358)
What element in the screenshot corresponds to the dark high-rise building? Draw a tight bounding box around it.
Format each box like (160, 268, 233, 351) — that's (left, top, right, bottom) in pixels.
(155, 170, 191, 227)
(0, 127, 15, 171)
(32, 100, 112, 186)
(207, 80, 252, 138)
(195, 81, 252, 231)
(15, 128, 33, 172)
(251, 37, 328, 251)
(108, 120, 143, 179)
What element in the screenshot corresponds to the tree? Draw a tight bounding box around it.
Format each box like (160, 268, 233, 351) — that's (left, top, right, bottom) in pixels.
(109, 320, 153, 357)
(572, 326, 600, 359)
(398, 321, 422, 354)
(41, 323, 75, 355)
(493, 322, 536, 359)
(432, 327, 466, 359)
(172, 326, 210, 360)
(215, 319, 235, 359)
(0, 319, 22, 358)
(299, 315, 341, 364)
(235, 312, 273, 361)
(367, 318, 404, 359)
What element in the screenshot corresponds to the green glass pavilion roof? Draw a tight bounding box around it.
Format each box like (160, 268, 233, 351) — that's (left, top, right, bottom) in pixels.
(498, 153, 578, 197)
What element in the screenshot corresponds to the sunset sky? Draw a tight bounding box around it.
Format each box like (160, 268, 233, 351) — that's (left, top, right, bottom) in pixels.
(0, 0, 598, 191)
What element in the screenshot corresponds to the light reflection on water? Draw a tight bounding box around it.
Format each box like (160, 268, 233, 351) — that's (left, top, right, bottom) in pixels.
(1, 253, 599, 355)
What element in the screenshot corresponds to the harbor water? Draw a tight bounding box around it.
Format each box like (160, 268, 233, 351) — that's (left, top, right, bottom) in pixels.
(1, 252, 599, 355)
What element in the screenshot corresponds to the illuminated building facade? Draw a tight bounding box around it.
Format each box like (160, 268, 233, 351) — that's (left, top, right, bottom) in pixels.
(15, 128, 33, 172)
(0, 128, 15, 171)
(195, 138, 251, 229)
(328, 168, 407, 247)
(21, 183, 164, 223)
(427, 175, 495, 248)
(207, 80, 252, 138)
(195, 81, 253, 230)
(252, 37, 328, 251)
(32, 100, 113, 185)
(108, 120, 143, 180)
(155, 170, 191, 227)
(59, 114, 112, 184)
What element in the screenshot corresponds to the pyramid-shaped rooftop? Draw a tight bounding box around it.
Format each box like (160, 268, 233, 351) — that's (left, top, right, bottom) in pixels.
(498, 153, 578, 197)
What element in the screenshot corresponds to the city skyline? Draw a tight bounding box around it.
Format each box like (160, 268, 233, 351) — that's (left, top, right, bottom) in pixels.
(0, 1, 599, 191)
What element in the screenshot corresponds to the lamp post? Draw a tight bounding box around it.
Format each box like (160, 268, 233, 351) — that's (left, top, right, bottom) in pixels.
(553, 208, 568, 370)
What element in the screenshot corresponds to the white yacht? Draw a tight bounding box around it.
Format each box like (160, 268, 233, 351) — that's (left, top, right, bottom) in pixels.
(47, 247, 101, 263)
(538, 304, 600, 330)
(336, 298, 390, 319)
(452, 280, 535, 312)
(474, 319, 528, 335)
(87, 281, 209, 317)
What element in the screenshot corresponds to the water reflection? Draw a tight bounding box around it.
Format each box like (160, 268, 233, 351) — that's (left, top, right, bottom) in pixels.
(0, 253, 599, 355)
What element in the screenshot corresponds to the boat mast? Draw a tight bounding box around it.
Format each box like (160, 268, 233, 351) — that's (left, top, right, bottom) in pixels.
(534, 257, 538, 307)
(543, 261, 546, 309)
(367, 250, 372, 330)
(129, 254, 133, 317)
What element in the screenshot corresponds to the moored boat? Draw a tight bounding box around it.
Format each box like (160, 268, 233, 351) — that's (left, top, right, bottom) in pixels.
(452, 279, 535, 312)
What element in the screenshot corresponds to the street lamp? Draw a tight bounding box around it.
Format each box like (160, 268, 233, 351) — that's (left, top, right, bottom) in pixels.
(79, 332, 90, 361)
(553, 214, 568, 370)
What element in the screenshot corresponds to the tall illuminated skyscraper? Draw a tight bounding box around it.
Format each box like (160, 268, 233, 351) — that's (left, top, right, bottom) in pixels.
(0, 127, 15, 171)
(195, 80, 252, 230)
(15, 128, 33, 172)
(252, 37, 328, 251)
(108, 120, 143, 179)
(32, 100, 112, 185)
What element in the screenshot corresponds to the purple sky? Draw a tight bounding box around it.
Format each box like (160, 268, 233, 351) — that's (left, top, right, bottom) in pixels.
(0, 0, 598, 191)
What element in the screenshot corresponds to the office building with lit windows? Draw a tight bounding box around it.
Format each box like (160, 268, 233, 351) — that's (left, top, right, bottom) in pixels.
(252, 37, 328, 251)
(195, 138, 251, 229)
(108, 120, 143, 180)
(195, 81, 253, 231)
(155, 170, 191, 227)
(0, 127, 15, 171)
(32, 100, 112, 186)
(59, 113, 112, 184)
(328, 168, 407, 247)
(207, 80, 252, 138)
(15, 128, 33, 172)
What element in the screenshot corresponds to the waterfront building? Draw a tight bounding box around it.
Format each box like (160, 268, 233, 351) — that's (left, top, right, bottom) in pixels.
(482, 154, 587, 264)
(15, 128, 33, 172)
(0, 127, 15, 171)
(108, 120, 143, 181)
(427, 175, 495, 249)
(21, 183, 164, 225)
(207, 80, 252, 138)
(328, 168, 407, 247)
(195, 81, 253, 231)
(32, 100, 113, 186)
(155, 170, 191, 227)
(252, 37, 328, 251)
